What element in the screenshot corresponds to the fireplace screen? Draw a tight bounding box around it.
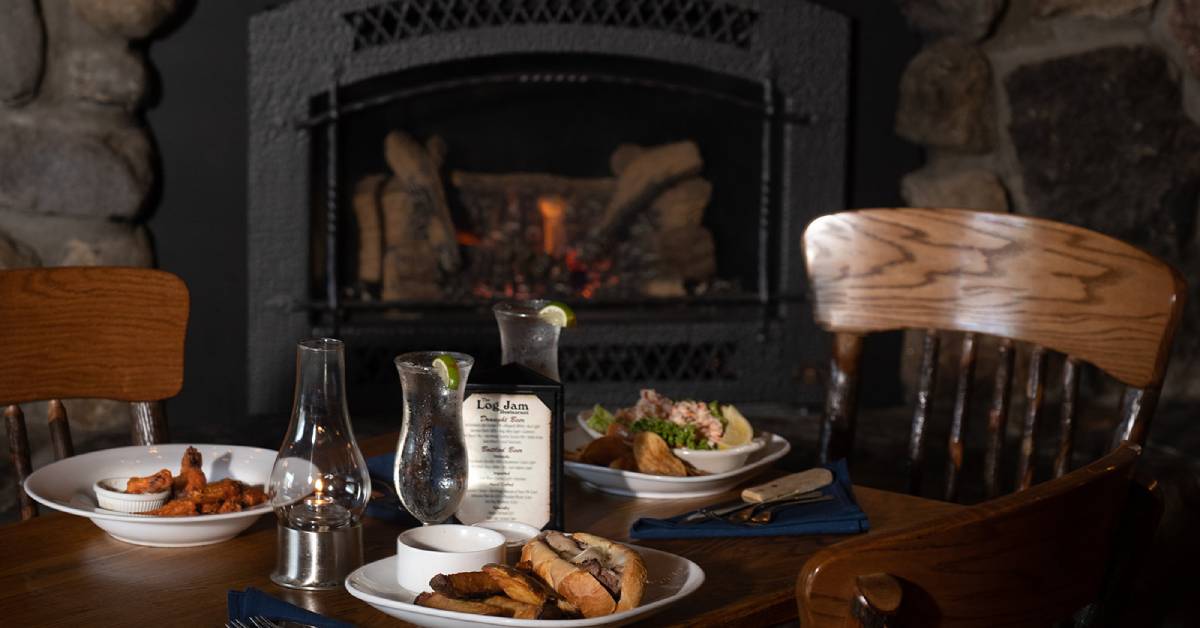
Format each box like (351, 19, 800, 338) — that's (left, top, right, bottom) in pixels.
(308, 56, 769, 311)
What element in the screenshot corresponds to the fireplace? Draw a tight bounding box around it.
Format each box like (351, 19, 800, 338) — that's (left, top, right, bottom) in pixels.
(248, 0, 849, 415)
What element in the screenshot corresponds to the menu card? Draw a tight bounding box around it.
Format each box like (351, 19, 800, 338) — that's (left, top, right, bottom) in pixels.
(455, 364, 564, 530)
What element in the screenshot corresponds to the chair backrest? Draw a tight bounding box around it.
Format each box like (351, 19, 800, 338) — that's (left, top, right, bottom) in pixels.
(0, 267, 189, 519)
(803, 208, 1185, 499)
(796, 443, 1141, 628)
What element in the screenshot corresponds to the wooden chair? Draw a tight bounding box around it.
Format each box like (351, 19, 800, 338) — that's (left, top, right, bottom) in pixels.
(802, 208, 1186, 500)
(0, 267, 189, 520)
(795, 443, 1144, 627)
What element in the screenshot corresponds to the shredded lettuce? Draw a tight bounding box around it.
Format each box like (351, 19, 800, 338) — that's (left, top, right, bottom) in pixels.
(631, 418, 714, 450)
(708, 400, 727, 429)
(586, 404, 614, 433)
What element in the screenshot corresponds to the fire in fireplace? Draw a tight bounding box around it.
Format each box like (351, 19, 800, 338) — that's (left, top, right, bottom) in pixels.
(248, 0, 850, 415)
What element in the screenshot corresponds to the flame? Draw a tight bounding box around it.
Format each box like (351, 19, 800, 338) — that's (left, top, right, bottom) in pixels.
(314, 477, 324, 495)
(537, 196, 568, 257)
(456, 231, 482, 246)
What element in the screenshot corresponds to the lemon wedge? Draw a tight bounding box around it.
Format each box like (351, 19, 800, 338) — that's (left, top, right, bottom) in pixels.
(537, 301, 577, 327)
(718, 404, 753, 449)
(432, 354, 460, 390)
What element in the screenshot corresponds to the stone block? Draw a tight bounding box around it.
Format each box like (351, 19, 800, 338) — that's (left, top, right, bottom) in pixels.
(897, 0, 1005, 42)
(1005, 46, 1200, 247)
(0, 229, 40, 268)
(1169, 0, 1200, 78)
(62, 46, 146, 109)
(896, 42, 993, 152)
(0, 211, 152, 268)
(71, 0, 178, 39)
(0, 0, 45, 104)
(1036, 0, 1154, 18)
(901, 167, 1009, 211)
(0, 118, 152, 219)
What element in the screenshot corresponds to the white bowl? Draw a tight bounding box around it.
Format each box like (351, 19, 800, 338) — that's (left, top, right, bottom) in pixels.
(94, 477, 170, 513)
(24, 444, 276, 547)
(470, 520, 541, 564)
(575, 411, 765, 474)
(671, 438, 766, 473)
(396, 524, 506, 592)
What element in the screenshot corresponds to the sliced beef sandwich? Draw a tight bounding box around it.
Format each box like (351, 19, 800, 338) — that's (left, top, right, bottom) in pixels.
(520, 531, 648, 618)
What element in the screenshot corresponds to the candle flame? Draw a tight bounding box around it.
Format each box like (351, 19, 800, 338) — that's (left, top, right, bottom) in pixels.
(314, 477, 324, 494)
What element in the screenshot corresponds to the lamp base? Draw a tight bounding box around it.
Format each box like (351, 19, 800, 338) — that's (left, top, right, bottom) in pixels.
(270, 522, 364, 590)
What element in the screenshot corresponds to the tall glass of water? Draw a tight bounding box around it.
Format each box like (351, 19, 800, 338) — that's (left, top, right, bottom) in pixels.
(393, 351, 473, 525)
(493, 300, 561, 381)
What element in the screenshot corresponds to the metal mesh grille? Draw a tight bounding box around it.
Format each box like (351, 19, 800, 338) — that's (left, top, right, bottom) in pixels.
(348, 341, 737, 386)
(561, 342, 737, 382)
(343, 0, 759, 50)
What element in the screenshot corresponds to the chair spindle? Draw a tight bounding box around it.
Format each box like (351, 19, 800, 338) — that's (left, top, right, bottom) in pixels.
(820, 333, 862, 464)
(1112, 387, 1158, 450)
(1053, 358, 1080, 478)
(47, 400, 74, 460)
(944, 332, 977, 502)
(983, 338, 1015, 499)
(1016, 345, 1048, 491)
(4, 405, 36, 520)
(130, 401, 170, 446)
(908, 330, 939, 495)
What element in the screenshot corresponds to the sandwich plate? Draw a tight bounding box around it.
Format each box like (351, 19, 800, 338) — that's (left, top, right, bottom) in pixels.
(563, 426, 790, 499)
(23, 443, 275, 547)
(345, 544, 704, 628)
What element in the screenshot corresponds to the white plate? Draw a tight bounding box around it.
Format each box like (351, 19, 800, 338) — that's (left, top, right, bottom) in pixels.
(345, 544, 704, 627)
(24, 443, 276, 547)
(563, 428, 791, 499)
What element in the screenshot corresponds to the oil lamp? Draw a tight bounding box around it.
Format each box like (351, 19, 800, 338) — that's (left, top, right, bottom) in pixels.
(269, 338, 371, 589)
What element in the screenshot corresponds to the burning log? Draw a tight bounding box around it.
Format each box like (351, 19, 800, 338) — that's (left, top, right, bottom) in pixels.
(351, 174, 386, 285)
(374, 131, 460, 300)
(383, 131, 460, 273)
(581, 141, 702, 261)
(658, 225, 716, 281)
(653, 177, 711, 230)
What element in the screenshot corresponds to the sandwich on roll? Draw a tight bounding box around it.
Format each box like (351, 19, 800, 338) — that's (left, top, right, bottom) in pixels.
(520, 531, 648, 618)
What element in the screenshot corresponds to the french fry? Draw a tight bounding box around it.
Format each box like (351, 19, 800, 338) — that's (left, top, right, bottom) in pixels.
(429, 571, 504, 598)
(414, 592, 510, 616)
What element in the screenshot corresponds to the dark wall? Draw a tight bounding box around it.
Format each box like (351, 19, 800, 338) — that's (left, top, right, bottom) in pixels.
(144, 1, 920, 438)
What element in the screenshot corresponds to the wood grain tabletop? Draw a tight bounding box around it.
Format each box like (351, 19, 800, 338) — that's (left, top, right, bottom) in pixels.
(0, 433, 961, 627)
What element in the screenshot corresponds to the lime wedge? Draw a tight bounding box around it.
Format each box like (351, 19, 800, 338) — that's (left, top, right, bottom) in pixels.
(537, 301, 577, 328)
(433, 354, 460, 390)
(718, 404, 753, 449)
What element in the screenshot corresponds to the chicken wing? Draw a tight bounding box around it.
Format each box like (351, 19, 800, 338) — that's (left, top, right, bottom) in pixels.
(172, 446, 207, 495)
(144, 499, 199, 517)
(125, 469, 173, 494)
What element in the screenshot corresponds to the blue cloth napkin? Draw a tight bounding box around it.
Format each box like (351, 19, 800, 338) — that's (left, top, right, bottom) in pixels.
(629, 460, 869, 539)
(227, 587, 353, 628)
(365, 452, 421, 526)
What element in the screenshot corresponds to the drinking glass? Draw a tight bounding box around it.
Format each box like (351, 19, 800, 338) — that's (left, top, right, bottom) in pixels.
(393, 351, 474, 525)
(493, 300, 560, 381)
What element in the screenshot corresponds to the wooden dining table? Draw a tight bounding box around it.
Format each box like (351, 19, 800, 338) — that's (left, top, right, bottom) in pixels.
(0, 432, 962, 627)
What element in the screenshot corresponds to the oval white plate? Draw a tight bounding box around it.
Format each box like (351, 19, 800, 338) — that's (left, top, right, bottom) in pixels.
(563, 429, 791, 499)
(345, 544, 704, 627)
(24, 443, 276, 547)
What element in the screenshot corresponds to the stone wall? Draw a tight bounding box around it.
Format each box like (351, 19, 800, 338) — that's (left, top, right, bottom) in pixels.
(0, 0, 181, 521)
(895, 0, 1200, 401)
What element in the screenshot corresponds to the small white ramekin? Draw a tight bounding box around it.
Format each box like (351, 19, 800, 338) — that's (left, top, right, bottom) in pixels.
(395, 524, 505, 592)
(672, 437, 767, 474)
(94, 477, 170, 514)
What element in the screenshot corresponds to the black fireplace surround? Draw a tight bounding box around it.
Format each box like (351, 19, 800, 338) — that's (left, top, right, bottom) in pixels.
(248, 0, 849, 416)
